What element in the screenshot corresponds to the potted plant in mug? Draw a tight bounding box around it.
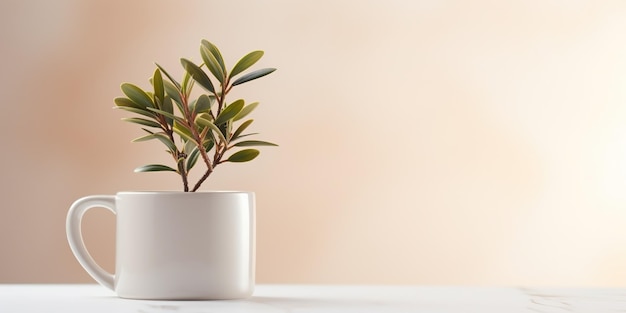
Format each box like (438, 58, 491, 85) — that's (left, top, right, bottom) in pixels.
(66, 39, 276, 300)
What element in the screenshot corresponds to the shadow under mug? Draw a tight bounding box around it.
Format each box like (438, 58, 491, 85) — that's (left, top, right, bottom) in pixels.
(66, 191, 255, 300)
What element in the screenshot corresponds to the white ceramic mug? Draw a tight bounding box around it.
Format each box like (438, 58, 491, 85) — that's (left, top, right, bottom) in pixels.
(66, 191, 255, 300)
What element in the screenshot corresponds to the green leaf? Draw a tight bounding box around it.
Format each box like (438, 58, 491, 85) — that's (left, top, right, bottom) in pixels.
(195, 114, 227, 143)
(233, 102, 259, 121)
(114, 97, 155, 118)
(116, 105, 155, 118)
(187, 98, 197, 113)
(186, 146, 200, 171)
(131, 133, 156, 142)
(114, 97, 142, 109)
(161, 96, 174, 125)
(227, 149, 260, 163)
(201, 45, 225, 83)
(163, 80, 183, 108)
(154, 133, 178, 152)
(146, 107, 184, 124)
(183, 137, 196, 154)
(231, 119, 254, 140)
(181, 68, 193, 95)
(121, 83, 154, 109)
(233, 140, 278, 147)
(221, 121, 231, 144)
(194, 94, 213, 114)
(215, 99, 244, 125)
(201, 40, 226, 73)
(231, 133, 259, 141)
(155, 63, 181, 89)
(234, 133, 259, 140)
(173, 121, 196, 143)
(230, 51, 264, 78)
(122, 117, 161, 128)
(131, 132, 178, 153)
(134, 164, 177, 173)
(204, 139, 215, 152)
(232, 68, 276, 86)
(181, 58, 215, 93)
(152, 69, 165, 104)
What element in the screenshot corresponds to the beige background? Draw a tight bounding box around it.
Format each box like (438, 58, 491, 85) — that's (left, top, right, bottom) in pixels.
(1, 0, 626, 286)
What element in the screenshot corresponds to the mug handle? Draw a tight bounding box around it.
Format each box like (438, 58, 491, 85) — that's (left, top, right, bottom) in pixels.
(66, 195, 116, 290)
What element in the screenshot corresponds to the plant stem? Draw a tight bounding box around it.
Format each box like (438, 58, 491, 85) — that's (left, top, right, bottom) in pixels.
(177, 157, 189, 192)
(191, 145, 226, 191)
(191, 146, 214, 190)
(180, 88, 217, 192)
(163, 124, 189, 192)
(190, 79, 233, 192)
(156, 110, 190, 192)
(191, 169, 211, 192)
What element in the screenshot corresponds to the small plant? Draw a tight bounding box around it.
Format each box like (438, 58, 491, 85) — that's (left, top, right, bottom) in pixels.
(114, 39, 277, 192)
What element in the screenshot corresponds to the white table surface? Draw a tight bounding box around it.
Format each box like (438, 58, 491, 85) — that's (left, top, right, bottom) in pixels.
(0, 284, 625, 313)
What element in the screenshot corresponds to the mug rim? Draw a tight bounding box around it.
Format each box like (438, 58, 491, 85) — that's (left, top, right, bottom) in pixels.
(116, 190, 253, 195)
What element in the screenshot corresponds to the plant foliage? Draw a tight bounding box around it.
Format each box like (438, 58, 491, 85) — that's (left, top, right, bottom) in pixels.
(115, 39, 277, 192)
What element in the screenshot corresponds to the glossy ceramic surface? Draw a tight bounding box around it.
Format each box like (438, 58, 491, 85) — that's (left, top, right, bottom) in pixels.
(66, 191, 255, 300)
